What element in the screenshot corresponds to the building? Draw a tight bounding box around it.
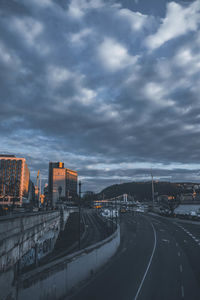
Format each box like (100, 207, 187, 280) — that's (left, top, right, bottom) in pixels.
(0, 155, 30, 207)
(52, 167, 66, 205)
(43, 183, 48, 206)
(65, 168, 78, 200)
(28, 180, 36, 207)
(48, 162, 78, 207)
(48, 162, 64, 206)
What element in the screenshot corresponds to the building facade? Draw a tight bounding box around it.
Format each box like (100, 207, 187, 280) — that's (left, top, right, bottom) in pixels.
(0, 155, 30, 207)
(65, 168, 78, 200)
(52, 168, 66, 205)
(48, 162, 64, 206)
(48, 162, 78, 207)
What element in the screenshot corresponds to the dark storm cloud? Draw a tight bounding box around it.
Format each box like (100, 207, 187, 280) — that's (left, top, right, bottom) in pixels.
(0, 0, 200, 190)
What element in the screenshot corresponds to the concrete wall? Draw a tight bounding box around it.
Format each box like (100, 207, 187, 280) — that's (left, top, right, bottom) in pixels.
(17, 226, 120, 300)
(0, 211, 61, 272)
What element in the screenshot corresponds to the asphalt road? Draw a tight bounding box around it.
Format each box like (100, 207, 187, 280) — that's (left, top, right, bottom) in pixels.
(69, 212, 200, 300)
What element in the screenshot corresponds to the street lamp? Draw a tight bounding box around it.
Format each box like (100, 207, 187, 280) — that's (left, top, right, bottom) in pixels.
(78, 181, 82, 250)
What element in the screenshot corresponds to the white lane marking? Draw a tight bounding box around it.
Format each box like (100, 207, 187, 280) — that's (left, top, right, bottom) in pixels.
(180, 265, 183, 272)
(181, 285, 184, 298)
(179, 226, 200, 245)
(176, 242, 178, 247)
(178, 252, 180, 257)
(134, 221, 157, 300)
(122, 247, 127, 253)
(162, 239, 169, 243)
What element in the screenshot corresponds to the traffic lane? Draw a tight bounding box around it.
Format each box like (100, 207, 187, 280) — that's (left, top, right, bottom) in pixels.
(176, 221, 200, 241)
(137, 215, 197, 300)
(147, 214, 200, 300)
(148, 214, 200, 278)
(69, 214, 155, 300)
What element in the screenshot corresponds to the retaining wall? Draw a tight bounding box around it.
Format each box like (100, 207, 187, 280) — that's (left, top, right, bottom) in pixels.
(17, 226, 120, 300)
(0, 211, 61, 272)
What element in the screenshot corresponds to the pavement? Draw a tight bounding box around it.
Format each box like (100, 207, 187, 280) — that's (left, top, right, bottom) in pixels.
(68, 212, 200, 300)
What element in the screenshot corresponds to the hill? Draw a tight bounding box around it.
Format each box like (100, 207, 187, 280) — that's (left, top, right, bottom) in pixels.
(99, 181, 182, 201)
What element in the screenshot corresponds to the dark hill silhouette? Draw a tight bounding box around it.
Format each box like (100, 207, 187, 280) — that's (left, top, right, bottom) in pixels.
(99, 181, 183, 201)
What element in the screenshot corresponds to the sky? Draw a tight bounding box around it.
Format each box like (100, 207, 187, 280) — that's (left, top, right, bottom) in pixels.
(0, 0, 200, 192)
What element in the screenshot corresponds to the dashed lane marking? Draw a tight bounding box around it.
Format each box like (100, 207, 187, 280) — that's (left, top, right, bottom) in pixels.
(181, 285, 184, 298)
(179, 227, 200, 246)
(162, 239, 169, 243)
(180, 265, 183, 272)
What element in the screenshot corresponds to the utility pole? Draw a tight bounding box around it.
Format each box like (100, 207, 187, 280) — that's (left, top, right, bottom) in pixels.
(78, 181, 81, 250)
(151, 170, 155, 207)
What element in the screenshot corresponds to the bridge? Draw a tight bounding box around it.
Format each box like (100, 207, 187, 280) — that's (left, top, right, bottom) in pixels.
(94, 193, 135, 207)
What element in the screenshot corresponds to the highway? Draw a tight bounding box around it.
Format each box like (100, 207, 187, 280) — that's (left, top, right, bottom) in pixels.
(69, 212, 200, 300)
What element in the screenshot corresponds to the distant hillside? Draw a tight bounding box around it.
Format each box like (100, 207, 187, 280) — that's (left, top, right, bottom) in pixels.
(99, 181, 183, 201)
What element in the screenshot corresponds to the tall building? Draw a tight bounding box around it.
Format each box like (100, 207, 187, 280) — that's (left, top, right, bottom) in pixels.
(52, 167, 66, 205)
(48, 162, 64, 206)
(48, 162, 78, 207)
(0, 155, 30, 207)
(65, 168, 78, 200)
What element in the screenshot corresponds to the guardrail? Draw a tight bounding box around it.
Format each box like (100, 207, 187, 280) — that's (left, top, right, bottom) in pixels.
(16, 225, 120, 300)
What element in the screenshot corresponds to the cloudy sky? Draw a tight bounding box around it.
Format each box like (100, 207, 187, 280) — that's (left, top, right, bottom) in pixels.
(0, 0, 200, 191)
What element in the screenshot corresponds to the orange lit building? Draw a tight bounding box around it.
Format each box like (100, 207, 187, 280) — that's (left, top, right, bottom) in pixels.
(48, 162, 78, 206)
(0, 155, 30, 207)
(65, 168, 78, 200)
(52, 168, 66, 205)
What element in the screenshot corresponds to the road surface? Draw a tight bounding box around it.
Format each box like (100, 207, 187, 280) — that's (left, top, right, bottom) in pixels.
(69, 212, 200, 300)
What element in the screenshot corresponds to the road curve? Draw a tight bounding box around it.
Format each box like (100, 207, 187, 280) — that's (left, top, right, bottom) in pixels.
(68, 212, 200, 300)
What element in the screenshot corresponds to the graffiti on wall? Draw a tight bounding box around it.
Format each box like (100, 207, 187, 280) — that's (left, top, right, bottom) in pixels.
(19, 230, 57, 272)
(19, 248, 35, 271)
(37, 237, 55, 260)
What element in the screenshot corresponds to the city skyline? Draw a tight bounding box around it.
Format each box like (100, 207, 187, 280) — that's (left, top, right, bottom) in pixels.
(1, 0, 200, 191)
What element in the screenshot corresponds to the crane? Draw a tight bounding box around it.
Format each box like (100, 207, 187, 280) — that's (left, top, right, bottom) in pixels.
(36, 170, 40, 189)
(35, 170, 40, 206)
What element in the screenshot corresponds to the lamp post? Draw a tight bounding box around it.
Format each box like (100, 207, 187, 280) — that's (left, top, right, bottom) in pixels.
(78, 181, 82, 250)
(151, 170, 155, 208)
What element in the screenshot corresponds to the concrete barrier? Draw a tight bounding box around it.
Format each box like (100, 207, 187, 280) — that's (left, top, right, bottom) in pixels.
(0, 211, 61, 272)
(17, 226, 120, 300)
